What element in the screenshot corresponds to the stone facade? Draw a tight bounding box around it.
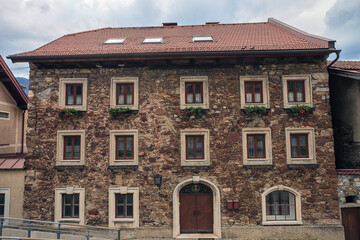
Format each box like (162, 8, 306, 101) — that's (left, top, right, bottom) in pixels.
(24, 58, 342, 238)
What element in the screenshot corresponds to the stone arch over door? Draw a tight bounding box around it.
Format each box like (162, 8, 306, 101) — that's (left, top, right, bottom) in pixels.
(173, 176, 221, 238)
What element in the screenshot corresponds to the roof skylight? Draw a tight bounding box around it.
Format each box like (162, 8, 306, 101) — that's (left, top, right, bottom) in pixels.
(104, 38, 126, 44)
(193, 36, 214, 42)
(142, 37, 164, 44)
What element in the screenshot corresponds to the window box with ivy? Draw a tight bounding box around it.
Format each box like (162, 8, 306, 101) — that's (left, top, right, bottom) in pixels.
(241, 106, 269, 115)
(58, 108, 84, 117)
(109, 107, 137, 117)
(183, 107, 206, 120)
(287, 104, 314, 114)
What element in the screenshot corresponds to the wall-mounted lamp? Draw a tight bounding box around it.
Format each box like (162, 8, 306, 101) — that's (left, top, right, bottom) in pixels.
(154, 174, 163, 189)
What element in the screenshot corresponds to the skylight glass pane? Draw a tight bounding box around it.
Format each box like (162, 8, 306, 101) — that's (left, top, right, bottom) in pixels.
(193, 36, 214, 42)
(104, 38, 126, 44)
(142, 37, 164, 44)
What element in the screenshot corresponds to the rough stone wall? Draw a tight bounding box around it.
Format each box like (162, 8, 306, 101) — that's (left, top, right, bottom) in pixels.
(24, 60, 340, 228)
(337, 174, 360, 205)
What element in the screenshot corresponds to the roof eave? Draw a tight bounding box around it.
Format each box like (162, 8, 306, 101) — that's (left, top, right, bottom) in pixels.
(8, 48, 336, 63)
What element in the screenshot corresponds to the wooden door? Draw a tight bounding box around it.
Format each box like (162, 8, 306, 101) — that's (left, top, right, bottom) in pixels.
(341, 207, 360, 240)
(179, 184, 213, 234)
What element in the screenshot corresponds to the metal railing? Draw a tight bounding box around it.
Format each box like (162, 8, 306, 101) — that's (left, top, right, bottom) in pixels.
(0, 217, 121, 240)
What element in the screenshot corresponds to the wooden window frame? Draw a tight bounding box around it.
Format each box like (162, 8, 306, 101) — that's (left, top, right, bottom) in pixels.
(63, 136, 81, 160)
(65, 84, 83, 106)
(115, 136, 134, 160)
(282, 75, 312, 108)
(247, 134, 266, 158)
(240, 75, 269, 109)
(180, 76, 209, 109)
(266, 190, 296, 221)
(55, 188, 85, 224)
(116, 83, 134, 105)
(110, 77, 139, 110)
(115, 193, 134, 218)
(61, 194, 80, 218)
(290, 134, 309, 158)
(287, 80, 305, 103)
(245, 81, 263, 103)
(261, 185, 302, 225)
(56, 130, 86, 166)
(0, 193, 5, 217)
(59, 78, 88, 111)
(285, 128, 316, 165)
(242, 128, 272, 166)
(110, 130, 139, 166)
(185, 135, 204, 159)
(181, 129, 210, 167)
(185, 82, 204, 104)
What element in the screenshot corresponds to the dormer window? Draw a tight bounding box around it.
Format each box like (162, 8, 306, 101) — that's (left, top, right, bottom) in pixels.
(104, 38, 126, 44)
(142, 37, 164, 44)
(192, 36, 214, 42)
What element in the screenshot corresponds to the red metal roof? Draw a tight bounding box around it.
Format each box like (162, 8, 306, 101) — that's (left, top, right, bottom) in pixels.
(0, 55, 28, 109)
(337, 169, 360, 175)
(0, 158, 25, 169)
(9, 18, 335, 61)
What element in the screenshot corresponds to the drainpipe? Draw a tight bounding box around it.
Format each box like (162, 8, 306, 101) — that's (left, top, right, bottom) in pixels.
(327, 50, 341, 68)
(21, 109, 26, 154)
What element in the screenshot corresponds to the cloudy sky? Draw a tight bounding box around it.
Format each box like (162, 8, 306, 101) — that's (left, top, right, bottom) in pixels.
(0, 0, 359, 78)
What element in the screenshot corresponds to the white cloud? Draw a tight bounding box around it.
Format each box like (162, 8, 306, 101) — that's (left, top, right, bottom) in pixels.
(0, 0, 358, 77)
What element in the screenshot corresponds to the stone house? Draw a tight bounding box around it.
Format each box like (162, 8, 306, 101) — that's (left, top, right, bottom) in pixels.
(329, 61, 360, 239)
(0, 55, 28, 219)
(9, 18, 344, 239)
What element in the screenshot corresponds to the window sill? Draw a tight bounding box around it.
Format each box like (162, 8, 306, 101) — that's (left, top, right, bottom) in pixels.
(59, 218, 81, 223)
(54, 165, 85, 170)
(181, 166, 210, 171)
(262, 220, 303, 226)
(180, 104, 209, 110)
(288, 164, 318, 169)
(113, 218, 135, 223)
(108, 165, 138, 171)
(243, 164, 273, 170)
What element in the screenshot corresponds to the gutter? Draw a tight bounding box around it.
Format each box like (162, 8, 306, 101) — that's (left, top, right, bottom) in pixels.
(21, 109, 26, 154)
(8, 48, 336, 63)
(327, 50, 341, 68)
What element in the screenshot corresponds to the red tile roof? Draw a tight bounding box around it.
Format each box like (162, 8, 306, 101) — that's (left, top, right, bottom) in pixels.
(337, 169, 360, 175)
(9, 18, 335, 61)
(330, 61, 360, 70)
(0, 158, 25, 169)
(0, 55, 28, 108)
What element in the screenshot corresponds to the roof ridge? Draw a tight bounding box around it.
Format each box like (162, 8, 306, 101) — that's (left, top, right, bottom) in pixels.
(268, 17, 335, 49)
(64, 27, 113, 37)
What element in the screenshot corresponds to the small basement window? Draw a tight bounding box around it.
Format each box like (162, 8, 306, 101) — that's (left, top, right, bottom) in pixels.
(192, 36, 214, 42)
(0, 112, 9, 119)
(104, 38, 126, 44)
(345, 196, 357, 203)
(142, 37, 163, 44)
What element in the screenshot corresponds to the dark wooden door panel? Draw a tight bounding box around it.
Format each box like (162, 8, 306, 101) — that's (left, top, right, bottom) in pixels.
(180, 193, 197, 233)
(341, 207, 360, 240)
(196, 194, 213, 233)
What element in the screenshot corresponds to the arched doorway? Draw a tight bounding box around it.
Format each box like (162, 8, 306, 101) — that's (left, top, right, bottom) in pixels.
(173, 176, 221, 239)
(179, 183, 213, 233)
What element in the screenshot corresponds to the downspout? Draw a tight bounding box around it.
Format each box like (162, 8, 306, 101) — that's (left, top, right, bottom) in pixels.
(327, 50, 341, 68)
(21, 109, 25, 154)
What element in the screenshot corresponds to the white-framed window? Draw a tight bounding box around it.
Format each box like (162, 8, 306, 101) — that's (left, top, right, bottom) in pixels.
(261, 185, 302, 225)
(109, 130, 138, 166)
(242, 128, 272, 166)
(54, 187, 85, 224)
(0, 111, 10, 120)
(282, 75, 313, 108)
(56, 130, 86, 166)
(110, 77, 139, 110)
(59, 78, 88, 111)
(180, 76, 209, 109)
(181, 129, 210, 167)
(0, 188, 10, 218)
(109, 187, 139, 228)
(285, 128, 316, 165)
(240, 75, 270, 109)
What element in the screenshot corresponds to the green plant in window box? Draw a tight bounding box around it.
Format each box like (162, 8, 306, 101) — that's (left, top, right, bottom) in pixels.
(58, 108, 78, 117)
(184, 107, 204, 119)
(289, 104, 313, 114)
(244, 106, 267, 115)
(108, 107, 131, 117)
